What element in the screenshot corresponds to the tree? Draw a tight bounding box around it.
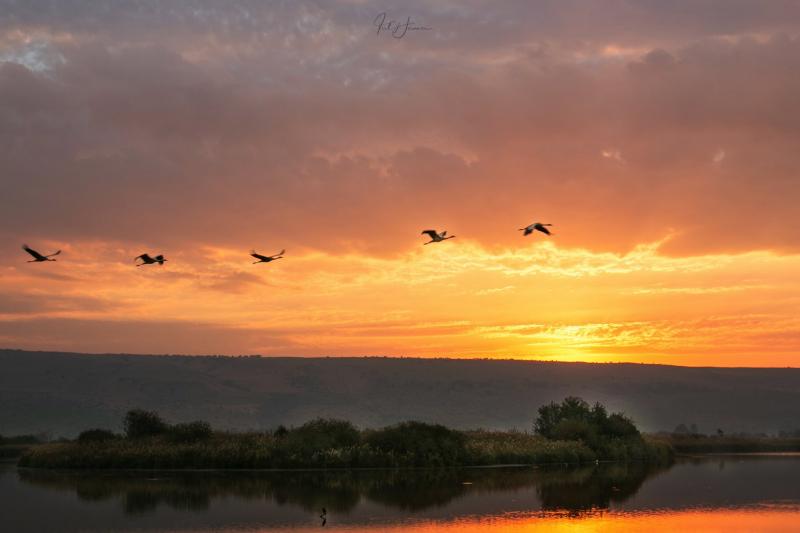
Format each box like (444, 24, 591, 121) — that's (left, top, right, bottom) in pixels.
(284, 418, 360, 454)
(534, 396, 592, 438)
(124, 409, 168, 439)
(168, 421, 212, 443)
(365, 421, 467, 466)
(533, 397, 644, 455)
(78, 429, 118, 443)
(604, 413, 639, 438)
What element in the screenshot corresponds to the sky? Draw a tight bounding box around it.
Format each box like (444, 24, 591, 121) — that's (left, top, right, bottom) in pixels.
(1, 0, 799, 366)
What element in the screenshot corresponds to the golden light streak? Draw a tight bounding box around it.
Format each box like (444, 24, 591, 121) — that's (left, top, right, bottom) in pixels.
(1, 238, 799, 366)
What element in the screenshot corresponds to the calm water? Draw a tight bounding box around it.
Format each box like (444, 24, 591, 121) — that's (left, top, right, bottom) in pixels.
(2, 456, 800, 532)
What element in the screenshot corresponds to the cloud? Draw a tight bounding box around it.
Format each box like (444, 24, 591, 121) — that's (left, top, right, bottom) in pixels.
(0, 238, 797, 364)
(0, 12, 798, 256)
(0, 317, 286, 355)
(601, 149, 625, 164)
(0, 1, 799, 362)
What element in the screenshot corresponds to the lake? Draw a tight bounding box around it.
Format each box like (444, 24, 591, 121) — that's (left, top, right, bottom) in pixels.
(2, 455, 800, 532)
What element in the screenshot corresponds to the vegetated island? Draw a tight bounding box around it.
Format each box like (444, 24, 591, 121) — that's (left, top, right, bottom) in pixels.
(20, 397, 674, 469)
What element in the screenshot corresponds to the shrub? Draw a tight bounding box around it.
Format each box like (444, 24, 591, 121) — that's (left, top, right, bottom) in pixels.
(78, 429, 118, 443)
(124, 409, 168, 439)
(366, 421, 467, 466)
(284, 419, 360, 454)
(168, 421, 213, 443)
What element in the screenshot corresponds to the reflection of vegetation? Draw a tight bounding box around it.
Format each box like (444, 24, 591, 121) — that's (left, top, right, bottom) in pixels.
(21, 402, 673, 469)
(535, 462, 667, 513)
(19, 463, 668, 516)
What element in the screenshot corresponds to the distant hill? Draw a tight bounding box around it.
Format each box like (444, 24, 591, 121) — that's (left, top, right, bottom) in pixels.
(1, 349, 799, 437)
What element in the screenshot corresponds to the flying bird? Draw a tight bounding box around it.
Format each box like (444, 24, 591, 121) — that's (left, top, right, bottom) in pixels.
(135, 253, 167, 266)
(519, 222, 553, 236)
(251, 249, 285, 264)
(421, 230, 456, 245)
(22, 244, 61, 262)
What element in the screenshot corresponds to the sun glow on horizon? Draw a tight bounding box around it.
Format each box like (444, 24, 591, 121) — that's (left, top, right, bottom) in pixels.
(2, 236, 799, 367)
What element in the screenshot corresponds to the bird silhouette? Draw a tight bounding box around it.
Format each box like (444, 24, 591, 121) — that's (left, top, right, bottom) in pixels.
(421, 230, 456, 245)
(135, 253, 167, 266)
(519, 222, 553, 236)
(251, 249, 285, 264)
(22, 244, 61, 262)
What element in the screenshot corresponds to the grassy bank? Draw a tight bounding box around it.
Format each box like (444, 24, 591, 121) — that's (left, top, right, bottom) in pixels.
(19, 399, 673, 469)
(20, 427, 671, 470)
(656, 434, 800, 454)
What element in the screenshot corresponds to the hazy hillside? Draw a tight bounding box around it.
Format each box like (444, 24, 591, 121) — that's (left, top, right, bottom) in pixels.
(1, 349, 799, 437)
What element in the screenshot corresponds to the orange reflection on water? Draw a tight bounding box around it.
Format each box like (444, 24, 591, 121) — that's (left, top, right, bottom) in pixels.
(272, 508, 800, 533)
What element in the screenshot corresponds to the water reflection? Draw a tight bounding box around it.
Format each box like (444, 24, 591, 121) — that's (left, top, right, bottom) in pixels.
(535, 463, 663, 514)
(18, 463, 665, 516)
(4, 456, 800, 532)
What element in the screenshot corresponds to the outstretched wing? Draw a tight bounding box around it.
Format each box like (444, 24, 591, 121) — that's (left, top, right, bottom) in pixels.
(274, 249, 286, 257)
(421, 230, 438, 239)
(48, 250, 62, 258)
(250, 251, 269, 261)
(135, 253, 153, 262)
(535, 224, 552, 235)
(22, 244, 46, 260)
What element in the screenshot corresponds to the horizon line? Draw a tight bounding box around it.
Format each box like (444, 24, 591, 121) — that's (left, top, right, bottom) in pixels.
(1, 347, 797, 370)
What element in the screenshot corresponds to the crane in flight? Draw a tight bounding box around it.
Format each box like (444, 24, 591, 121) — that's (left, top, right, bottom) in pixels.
(519, 222, 553, 236)
(135, 253, 167, 266)
(421, 230, 456, 245)
(22, 244, 61, 262)
(251, 249, 285, 264)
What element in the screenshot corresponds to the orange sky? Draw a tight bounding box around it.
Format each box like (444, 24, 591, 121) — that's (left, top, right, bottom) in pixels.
(1, 1, 799, 366)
